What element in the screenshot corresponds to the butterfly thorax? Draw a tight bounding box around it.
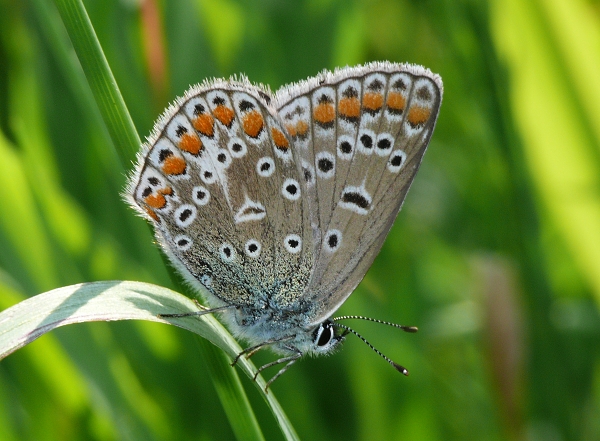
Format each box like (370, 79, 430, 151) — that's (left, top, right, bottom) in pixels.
(207, 288, 344, 356)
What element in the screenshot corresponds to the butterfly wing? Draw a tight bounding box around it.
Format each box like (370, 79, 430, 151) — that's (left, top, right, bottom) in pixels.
(126, 79, 314, 313)
(127, 62, 442, 336)
(275, 62, 443, 325)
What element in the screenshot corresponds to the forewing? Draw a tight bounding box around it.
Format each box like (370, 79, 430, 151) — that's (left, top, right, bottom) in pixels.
(126, 79, 312, 309)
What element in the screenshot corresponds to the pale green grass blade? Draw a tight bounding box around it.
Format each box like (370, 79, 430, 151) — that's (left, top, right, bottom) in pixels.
(0, 281, 299, 441)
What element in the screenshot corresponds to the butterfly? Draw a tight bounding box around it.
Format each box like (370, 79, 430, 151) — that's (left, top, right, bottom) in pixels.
(126, 61, 443, 389)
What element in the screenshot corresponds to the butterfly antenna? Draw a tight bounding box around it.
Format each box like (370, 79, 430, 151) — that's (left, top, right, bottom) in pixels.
(331, 322, 410, 375)
(334, 315, 418, 333)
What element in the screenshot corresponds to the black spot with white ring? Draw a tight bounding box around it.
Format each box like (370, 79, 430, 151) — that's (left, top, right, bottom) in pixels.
(256, 157, 275, 177)
(337, 135, 354, 160)
(360, 134, 372, 149)
(375, 133, 394, 156)
(228, 137, 248, 158)
(215, 149, 231, 168)
(387, 150, 407, 173)
(174, 204, 197, 228)
(284, 234, 302, 254)
(324, 229, 342, 252)
(192, 185, 210, 206)
(244, 239, 261, 258)
(282, 178, 301, 201)
(219, 243, 236, 262)
(315, 151, 335, 179)
(339, 185, 372, 215)
(174, 234, 193, 251)
(342, 192, 369, 209)
(357, 129, 376, 155)
(201, 167, 217, 184)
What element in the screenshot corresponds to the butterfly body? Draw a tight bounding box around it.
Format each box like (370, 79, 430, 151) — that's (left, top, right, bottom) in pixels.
(126, 62, 442, 380)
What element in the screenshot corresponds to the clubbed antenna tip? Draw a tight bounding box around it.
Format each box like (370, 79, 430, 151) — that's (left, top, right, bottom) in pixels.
(392, 362, 409, 375)
(331, 321, 415, 377)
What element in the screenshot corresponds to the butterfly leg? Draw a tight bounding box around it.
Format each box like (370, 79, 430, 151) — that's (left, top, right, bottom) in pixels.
(258, 349, 303, 391)
(158, 304, 234, 319)
(231, 335, 295, 366)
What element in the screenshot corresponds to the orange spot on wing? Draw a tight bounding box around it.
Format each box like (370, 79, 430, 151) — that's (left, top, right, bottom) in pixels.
(162, 156, 186, 175)
(242, 110, 264, 138)
(145, 193, 166, 209)
(144, 186, 173, 210)
(193, 114, 214, 136)
(285, 121, 309, 138)
(339, 97, 360, 118)
(313, 103, 335, 125)
(407, 105, 431, 127)
(271, 127, 289, 150)
(295, 120, 309, 136)
(386, 92, 406, 112)
(179, 133, 202, 155)
(363, 92, 383, 111)
(285, 123, 297, 137)
(145, 207, 160, 222)
(213, 105, 235, 127)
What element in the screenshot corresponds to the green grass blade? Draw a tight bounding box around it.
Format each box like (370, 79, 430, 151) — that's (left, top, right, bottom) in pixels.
(198, 337, 266, 441)
(52, 0, 140, 166)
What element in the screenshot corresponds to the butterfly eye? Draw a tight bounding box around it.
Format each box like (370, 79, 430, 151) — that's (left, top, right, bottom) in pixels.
(315, 323, 334, 347)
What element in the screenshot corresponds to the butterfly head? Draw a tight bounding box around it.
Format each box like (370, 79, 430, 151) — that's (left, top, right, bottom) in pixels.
(309, 319, 348, 355)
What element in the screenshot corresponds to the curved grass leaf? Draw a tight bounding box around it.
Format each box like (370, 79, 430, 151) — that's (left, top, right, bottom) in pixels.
(0, 281, 299, 441)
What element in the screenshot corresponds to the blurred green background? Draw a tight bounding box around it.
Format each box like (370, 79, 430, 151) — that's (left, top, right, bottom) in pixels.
(1, 0, 600, 440)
